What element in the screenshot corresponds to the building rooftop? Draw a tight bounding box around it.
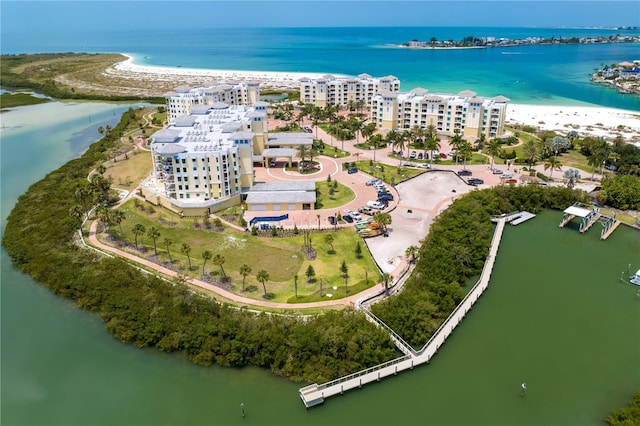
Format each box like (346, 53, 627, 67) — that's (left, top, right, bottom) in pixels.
(252, 181, 316, 192)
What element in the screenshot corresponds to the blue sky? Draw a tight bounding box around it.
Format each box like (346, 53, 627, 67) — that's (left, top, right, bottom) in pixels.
(1, 1, 639, 33)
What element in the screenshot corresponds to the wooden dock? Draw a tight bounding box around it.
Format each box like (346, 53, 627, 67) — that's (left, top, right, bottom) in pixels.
(601, 220, 621, 240)
(510, 211, 536, 226)
(559, 214, 575, 228)
(299, 218, 507, 408)
(580, 213, 601, 233)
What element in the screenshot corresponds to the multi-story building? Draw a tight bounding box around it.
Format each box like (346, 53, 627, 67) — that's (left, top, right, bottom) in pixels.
(144, 100, 316, 216)
(300, 74, 400, 108)
(370, 88, 510, 139)
(165, 82, 261, 121)
(143, 101, 268, 216)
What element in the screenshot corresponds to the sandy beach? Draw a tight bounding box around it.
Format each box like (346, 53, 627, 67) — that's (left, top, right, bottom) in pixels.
(105, 54, 332, 89)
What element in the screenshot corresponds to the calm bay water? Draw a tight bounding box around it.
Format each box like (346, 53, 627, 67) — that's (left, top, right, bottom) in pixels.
(2, 26, 640, 109)
(1, 100, 639, 425)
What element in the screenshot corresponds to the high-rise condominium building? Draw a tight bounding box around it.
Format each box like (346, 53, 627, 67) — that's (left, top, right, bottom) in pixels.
(300, 74, 401, 108)
(371, 88, 510, 139)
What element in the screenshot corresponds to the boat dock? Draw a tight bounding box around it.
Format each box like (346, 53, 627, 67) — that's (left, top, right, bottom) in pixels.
(299, 218, 507, 408)
(509, 211, 536, 226)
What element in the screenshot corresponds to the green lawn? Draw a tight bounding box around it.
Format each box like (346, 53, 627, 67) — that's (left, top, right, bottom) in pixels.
(355, 160, 423, 184)
(98, 199, 380, 303)
(104, 150, 152, 190)
(315, 180, 355, 209)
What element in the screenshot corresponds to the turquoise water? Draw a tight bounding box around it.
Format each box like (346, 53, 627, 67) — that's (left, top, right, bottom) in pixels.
(2, 26, 639, 108)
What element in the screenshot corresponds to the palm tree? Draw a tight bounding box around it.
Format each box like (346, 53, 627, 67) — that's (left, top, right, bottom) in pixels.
(361, 122, 376, 148)
(163, 238, 173, 262)
(239, 263, 251, 292)
(381, 272, 392, 295)
(563, 168, 581, 188)
(111, 209, 126, 244)
(74, 185, 94, 219)
(324, 233, 335, 253)
(405, 245, 419, 263)
(212, 254, 226, 278)
(181, 242, 192, 270)
(96, 205, 112, 235)
(373, 211, 392, 233)
(459, 140, 474, 170)
(449, 133, 465, 166)
(523, 140, 539, 172)
(256, 269, 270, 297)
(201, 250, 212, 276)
(296, 145, 309, 167)
(310, 106, 323, 139)
(147, 226, 161, 256)
(411, 125, 426, 149)
(132, 223, 145, 249)
(485, 139, 501, 171)
(543, 156, 563, 180)
(425, 135, 441, 169)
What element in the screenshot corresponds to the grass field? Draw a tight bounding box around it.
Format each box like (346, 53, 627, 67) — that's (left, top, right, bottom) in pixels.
(104, 149, 152, 190)
(98, 199, 380, 303)
(315, 180, 355, 209)
(0, 93, 50, 109)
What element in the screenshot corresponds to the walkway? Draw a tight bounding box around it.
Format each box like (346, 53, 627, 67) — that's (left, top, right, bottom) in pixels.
(299, 218, 507, 408)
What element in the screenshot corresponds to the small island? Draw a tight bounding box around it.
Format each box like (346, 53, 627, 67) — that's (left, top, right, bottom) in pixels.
(591, 60, 640, 96)
(390, 33, 640, 50)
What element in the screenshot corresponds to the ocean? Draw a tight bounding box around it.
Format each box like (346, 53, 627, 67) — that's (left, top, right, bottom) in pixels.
(2, 26, 640, 109)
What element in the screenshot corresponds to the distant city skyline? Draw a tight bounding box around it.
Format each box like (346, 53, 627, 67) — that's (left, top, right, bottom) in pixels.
(1, 1, 639, 35)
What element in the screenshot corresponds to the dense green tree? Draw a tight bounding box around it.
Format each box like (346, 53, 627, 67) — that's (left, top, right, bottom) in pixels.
(306, 264, 316, 283)
(597, 174, 640, 210)
(605, 391, 640, 425)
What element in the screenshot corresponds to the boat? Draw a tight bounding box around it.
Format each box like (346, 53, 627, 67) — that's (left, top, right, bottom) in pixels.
(631, 269, 640, 286)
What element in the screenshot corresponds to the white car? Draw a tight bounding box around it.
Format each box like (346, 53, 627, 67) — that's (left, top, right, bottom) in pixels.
(492, 169, 503, 175)
(417, 163, 431, 169)
(500, 172, 514, 179)
(367, 201, 385, 210)
(349, 211, 362, 220)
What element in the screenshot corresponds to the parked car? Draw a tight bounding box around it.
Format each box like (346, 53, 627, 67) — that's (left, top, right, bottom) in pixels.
(417, 163, 431, 169)
(417, 153, 423, 160)
(347, 167, 358, 174)
(500, 172, 513, 179)
(440, 153, 447, 159)
(358, 206, 374, 215)
(328, 216, 336, 225)
(457, 169, 472, 176)
(342, 214, 353, 223)
(367, 201, 385, 210)
(269, 160, 276, 167)
(409, 151, 417, 159)
(366, 178, 380, 186)
(349, 211, 362, 220)
(492, 169, 503, 175)
(378, 193, 394, 202)
(467, 177, 484, 186)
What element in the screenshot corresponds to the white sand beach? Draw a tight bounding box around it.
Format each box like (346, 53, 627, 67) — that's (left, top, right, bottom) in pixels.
(507, 104, 640, 142)
(106, 54, 331, 89)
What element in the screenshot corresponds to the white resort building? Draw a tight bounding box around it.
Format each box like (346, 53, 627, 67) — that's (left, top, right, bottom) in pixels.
(371, 88, 510, 139)
(165, 82, 261, 120)
(300, 74, 401, 108)
(142, 99, 316, 216)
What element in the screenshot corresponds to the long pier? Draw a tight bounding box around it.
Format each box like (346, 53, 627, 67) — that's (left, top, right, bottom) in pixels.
(299, 218, 507, 408)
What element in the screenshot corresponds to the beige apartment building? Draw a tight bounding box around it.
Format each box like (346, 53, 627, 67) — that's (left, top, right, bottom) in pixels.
(165, 82, 261, 120)
(300, 74, 401, 108)
(370, 88, 510, 139)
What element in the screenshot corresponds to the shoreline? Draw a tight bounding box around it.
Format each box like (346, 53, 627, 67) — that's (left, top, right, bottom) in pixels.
(106, 54, 639, 142)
